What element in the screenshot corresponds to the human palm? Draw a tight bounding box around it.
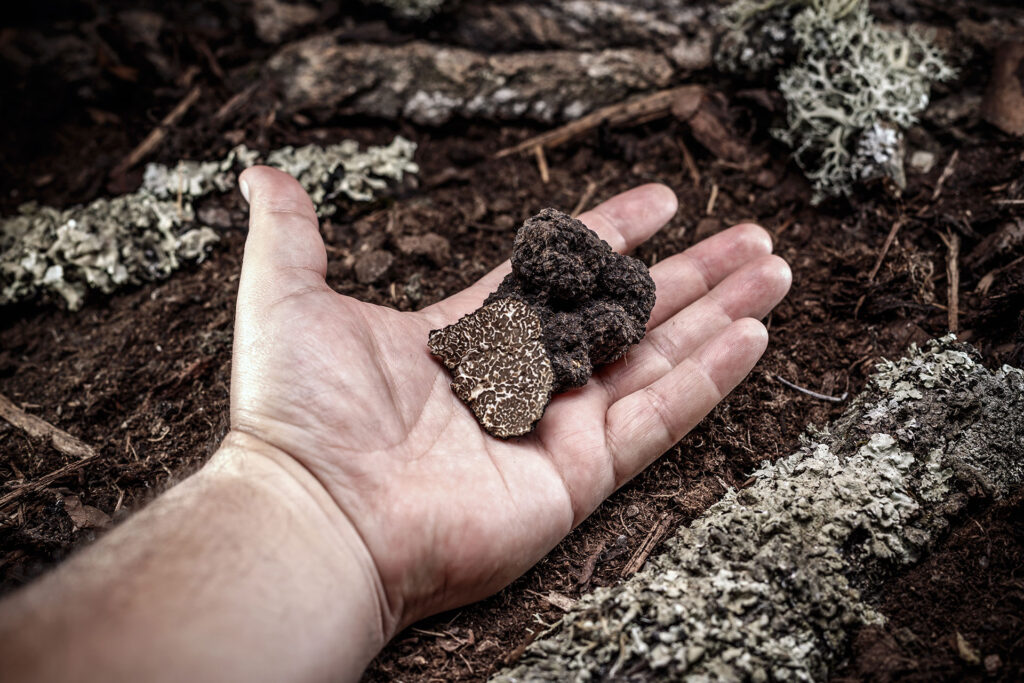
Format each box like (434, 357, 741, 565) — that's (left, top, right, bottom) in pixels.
(231, 167, 791, 634)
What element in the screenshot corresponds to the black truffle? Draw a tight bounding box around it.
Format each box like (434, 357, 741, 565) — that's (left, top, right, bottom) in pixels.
(485, 208, 656, 392)
(429, 208, 656, 437)
(428, 298, 554, 439)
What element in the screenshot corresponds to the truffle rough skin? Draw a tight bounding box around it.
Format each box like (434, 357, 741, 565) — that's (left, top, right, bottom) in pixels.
(428, 298, 555, 439)
(486, 208, 656, 392)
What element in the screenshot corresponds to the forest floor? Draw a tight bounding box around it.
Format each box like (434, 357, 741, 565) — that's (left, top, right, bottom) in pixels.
(1, 1, 1022, 680)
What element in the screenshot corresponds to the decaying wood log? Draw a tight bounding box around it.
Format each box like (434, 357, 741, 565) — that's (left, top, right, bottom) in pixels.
(447, 0, 715, 70)
(494, 337, 1024, 681)
(264, 37, 676, 125)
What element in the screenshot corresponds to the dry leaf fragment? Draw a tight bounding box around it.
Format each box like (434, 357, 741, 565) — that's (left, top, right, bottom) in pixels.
(62, 495, 112, 530)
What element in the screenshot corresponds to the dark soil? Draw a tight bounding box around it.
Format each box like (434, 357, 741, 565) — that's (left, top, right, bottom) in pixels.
(2, 1, 1023, 681)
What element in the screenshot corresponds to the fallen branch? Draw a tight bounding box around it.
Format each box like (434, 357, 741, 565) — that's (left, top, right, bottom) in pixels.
(496, 86, 704, 158)
(265, 38, 674, 126)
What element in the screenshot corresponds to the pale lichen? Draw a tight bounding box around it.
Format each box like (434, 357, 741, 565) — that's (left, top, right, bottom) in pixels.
(1, 137, 418, 309)
(494, 337, 1024, 681)
(717, 0, 955, 203)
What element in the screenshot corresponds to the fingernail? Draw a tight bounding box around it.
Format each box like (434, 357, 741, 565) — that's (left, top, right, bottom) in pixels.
(239, 178, 251, 204)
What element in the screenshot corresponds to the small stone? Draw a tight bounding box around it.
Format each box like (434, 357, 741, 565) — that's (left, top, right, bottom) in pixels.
(909, 150, 937, 174)
(354, 250, 394, 284)
(396, 232, 450, 267)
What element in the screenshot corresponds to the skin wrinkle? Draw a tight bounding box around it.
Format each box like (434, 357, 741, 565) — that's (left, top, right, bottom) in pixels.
(604, 407, 633, 489)
(537, 436, 592, 528)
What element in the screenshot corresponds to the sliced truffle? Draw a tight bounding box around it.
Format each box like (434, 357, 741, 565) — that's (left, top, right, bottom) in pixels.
(485, 208, 656, 393)
(429, 208, 656, 437)
(428, 297, 554, 439)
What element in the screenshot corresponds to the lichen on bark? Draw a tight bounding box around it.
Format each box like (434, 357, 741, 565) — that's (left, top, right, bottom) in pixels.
(494, 337, 1024, 681)
(1, 137, 417, 309)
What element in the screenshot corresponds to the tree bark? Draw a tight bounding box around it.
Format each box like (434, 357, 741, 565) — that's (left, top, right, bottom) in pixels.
(494, 338, 1024, 682)
(446, 0, 715, 67)
(264, 37, 677, 125)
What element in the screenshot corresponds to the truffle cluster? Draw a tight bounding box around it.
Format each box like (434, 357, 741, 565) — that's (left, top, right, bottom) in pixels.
(429, 208, 656, 437)
(485, 208, 656, 392)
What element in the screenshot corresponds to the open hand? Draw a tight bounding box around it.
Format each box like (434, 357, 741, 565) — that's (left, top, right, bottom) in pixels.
(230, 167, 791, 638)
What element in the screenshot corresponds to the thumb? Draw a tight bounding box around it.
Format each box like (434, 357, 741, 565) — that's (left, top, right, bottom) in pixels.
(237, 166, 328, 314)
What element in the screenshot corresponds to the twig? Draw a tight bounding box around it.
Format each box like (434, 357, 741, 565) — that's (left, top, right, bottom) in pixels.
(774, 376, 848, 403)
(214, 82, 259, 123)
(0, 450, 100, 511)
(976, 253, 1024, 295)
(705, 183, 719, 216)
(112, 85, 202, 176)
(677, 137, 701, 189)
(940, 230, 961, 333)
(0, 393, 96, 459)
(868, 218, 906, 283)
(495, 85, 704, 158)
(572, 180, 599, 217)
(931, 150, 959, 201)
(0, 393, 100, 510)
(622, 513, 672, 577)
(533, 145, 550, 184)
(994, 199, 1024, 206)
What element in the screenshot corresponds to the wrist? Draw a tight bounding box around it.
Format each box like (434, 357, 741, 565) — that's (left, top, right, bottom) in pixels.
(205, 430, 397, 670)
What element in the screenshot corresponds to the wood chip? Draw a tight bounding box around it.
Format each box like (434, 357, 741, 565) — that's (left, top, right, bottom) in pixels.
(62, 495, 112, 530)
(541, 591, 575, 611)
(0, 393, 100, 510)
(0, 393, 96, 460)
(622, 513, 673, 576)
